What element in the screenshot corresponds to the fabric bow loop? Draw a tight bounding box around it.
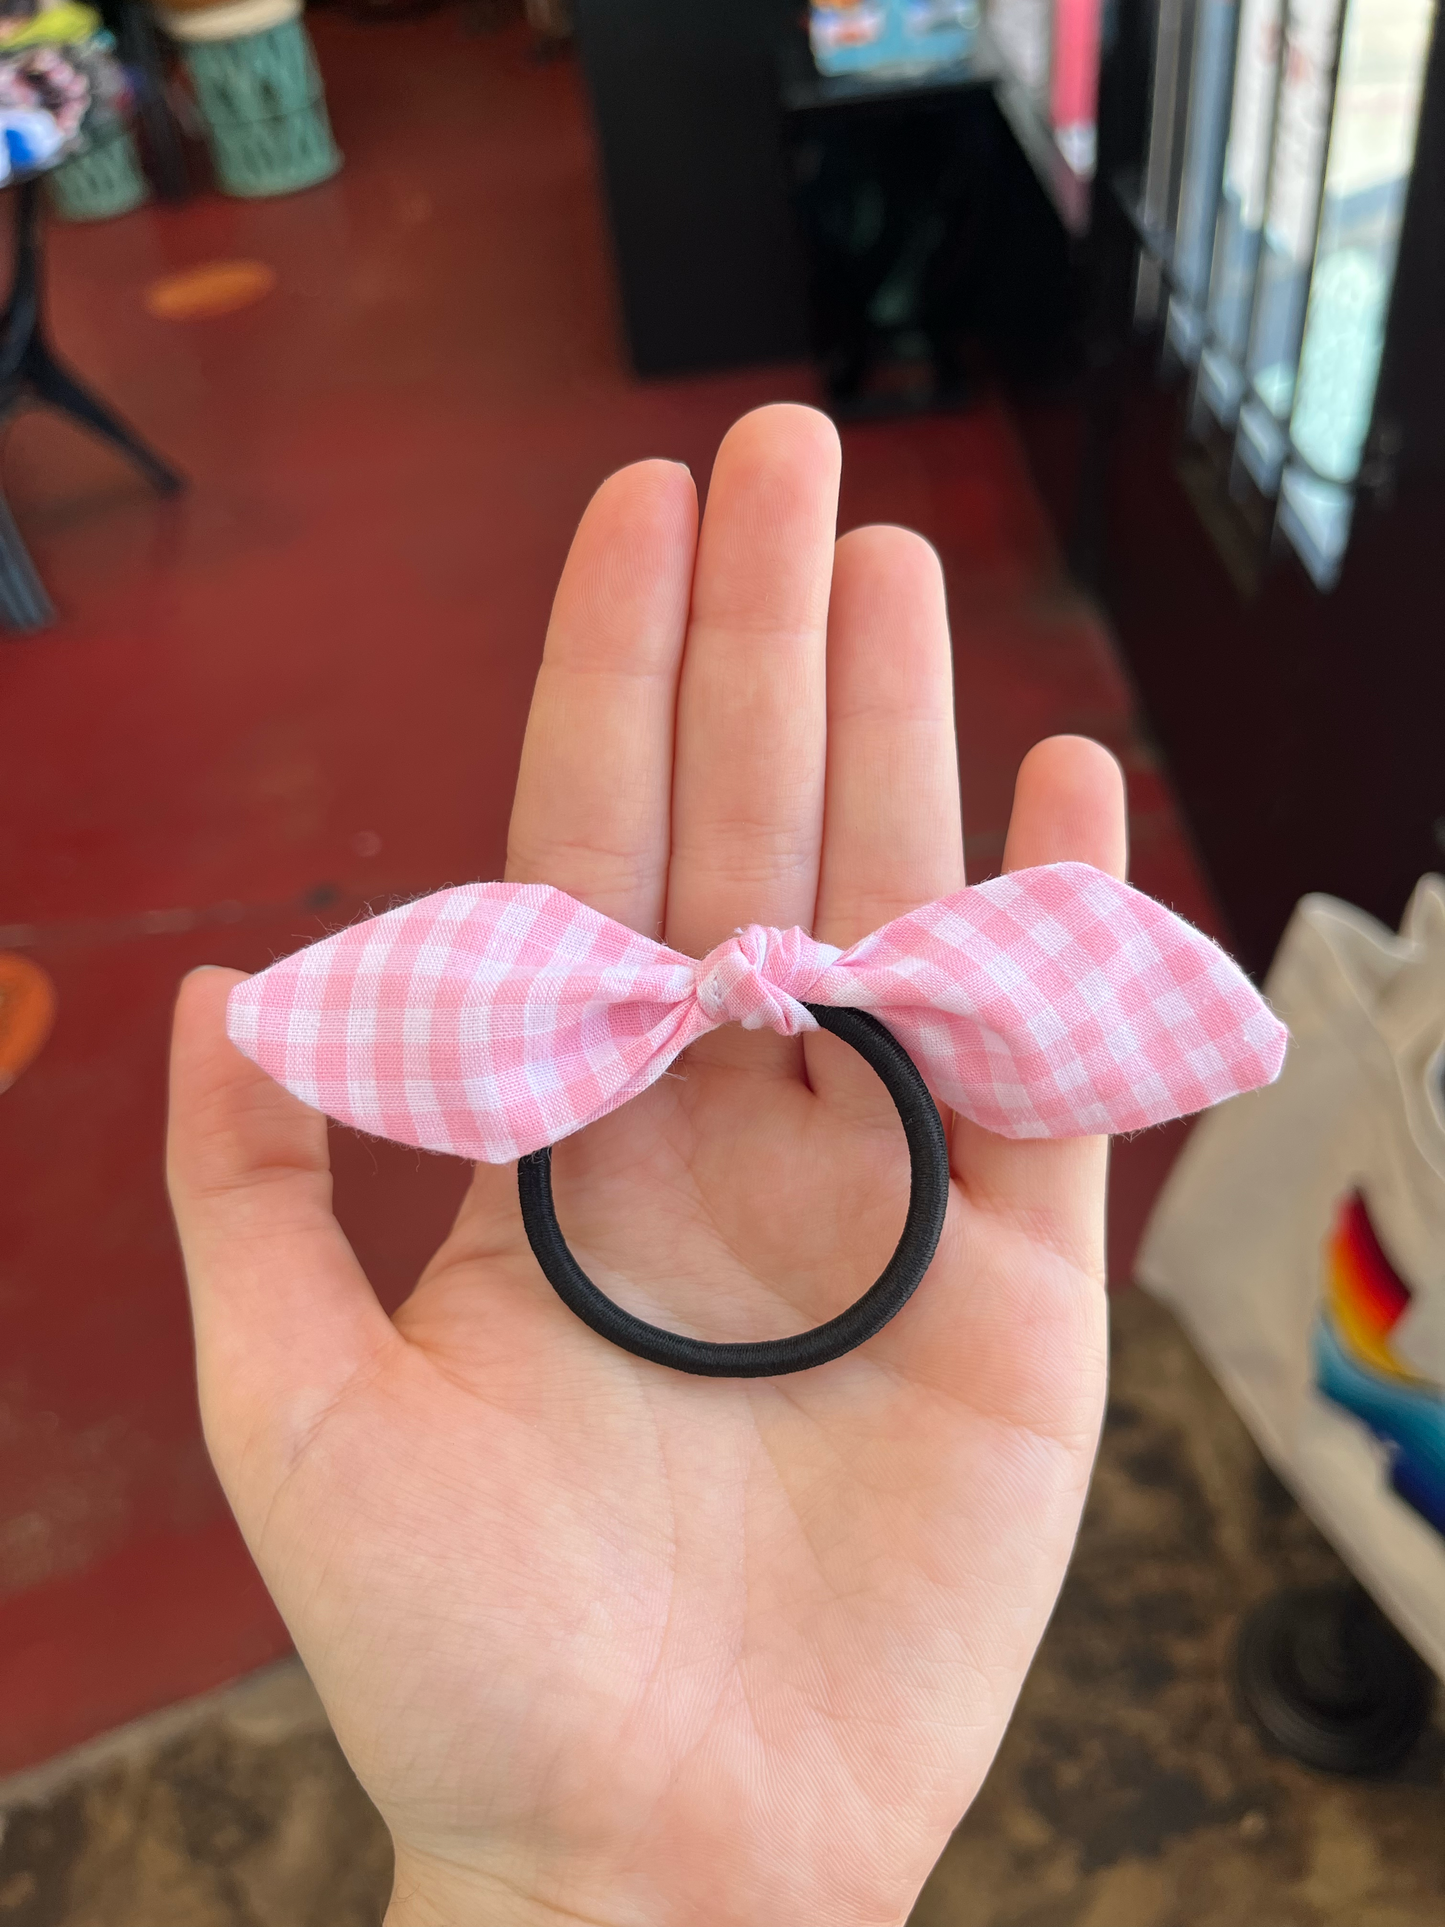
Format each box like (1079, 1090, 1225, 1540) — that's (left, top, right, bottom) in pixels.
(694, 925, 836, 1034)
(226, 863, 1288, 1163)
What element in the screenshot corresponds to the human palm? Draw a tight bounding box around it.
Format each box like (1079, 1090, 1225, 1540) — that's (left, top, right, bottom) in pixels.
(168, 405, 1125, 1927)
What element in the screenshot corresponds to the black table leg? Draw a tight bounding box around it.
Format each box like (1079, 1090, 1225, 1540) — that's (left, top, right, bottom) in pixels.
(0, 177, 185, 630)
(25, 351, 184, 495)
(0, 490, 54, 631)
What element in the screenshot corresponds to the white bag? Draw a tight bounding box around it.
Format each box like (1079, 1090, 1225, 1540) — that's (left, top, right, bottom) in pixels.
(1138, 876, 1445, 1679)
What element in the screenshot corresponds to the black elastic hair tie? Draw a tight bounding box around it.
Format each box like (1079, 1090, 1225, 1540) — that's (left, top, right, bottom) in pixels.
(517, 1005, 950, 1378)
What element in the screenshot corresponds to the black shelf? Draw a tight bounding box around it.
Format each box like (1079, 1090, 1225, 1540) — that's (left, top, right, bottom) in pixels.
(779, 24, 1093, 237)
(776, 30, 1001, 114)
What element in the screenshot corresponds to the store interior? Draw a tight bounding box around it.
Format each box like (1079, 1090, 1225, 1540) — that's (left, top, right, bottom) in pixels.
(1, 0, 1442, 1920)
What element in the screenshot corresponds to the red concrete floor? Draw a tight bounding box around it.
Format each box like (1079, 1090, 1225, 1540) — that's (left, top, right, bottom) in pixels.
(0, 11, 1219, 1774)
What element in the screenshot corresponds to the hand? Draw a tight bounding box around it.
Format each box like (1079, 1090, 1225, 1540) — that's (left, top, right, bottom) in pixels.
(167, 405, 1125, 1927)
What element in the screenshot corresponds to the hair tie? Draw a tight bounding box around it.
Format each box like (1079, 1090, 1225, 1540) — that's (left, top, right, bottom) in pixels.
(518, 1003, 950, 1376)
(227, 862, 1287, 1375)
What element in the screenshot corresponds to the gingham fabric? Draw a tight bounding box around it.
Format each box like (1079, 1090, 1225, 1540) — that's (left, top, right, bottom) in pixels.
(226, 863, 1287, 1161)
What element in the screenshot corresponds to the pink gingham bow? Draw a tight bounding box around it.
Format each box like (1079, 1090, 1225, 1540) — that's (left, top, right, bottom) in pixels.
(227, 862, 1286, 1162)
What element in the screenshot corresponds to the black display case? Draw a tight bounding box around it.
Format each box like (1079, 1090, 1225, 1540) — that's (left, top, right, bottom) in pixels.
(572, 0, 810, 376)
(573, 5, 1088, 389)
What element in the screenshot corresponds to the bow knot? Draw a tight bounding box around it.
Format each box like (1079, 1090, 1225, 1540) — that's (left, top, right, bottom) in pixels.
(694, 925, 837, 1035)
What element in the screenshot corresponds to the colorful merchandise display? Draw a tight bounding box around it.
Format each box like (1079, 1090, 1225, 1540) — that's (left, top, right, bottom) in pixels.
(808, 0, 979, 78)
(0, 1, 129, 186)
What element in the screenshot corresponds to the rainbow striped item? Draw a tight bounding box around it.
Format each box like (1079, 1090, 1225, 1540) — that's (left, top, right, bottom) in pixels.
(1315, 1191, 1445, 1536)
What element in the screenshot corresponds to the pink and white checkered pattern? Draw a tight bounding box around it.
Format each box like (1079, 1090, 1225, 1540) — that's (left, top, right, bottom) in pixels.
(226, 863, 1287, 1160)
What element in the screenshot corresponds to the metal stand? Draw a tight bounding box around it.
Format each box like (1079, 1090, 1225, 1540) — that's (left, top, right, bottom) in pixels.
(1236, 1582, 1435, 1775)
(0, 176, 184, 632)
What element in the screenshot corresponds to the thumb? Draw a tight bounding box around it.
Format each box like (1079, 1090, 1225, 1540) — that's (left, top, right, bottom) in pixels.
(166, 967, 399, 1496)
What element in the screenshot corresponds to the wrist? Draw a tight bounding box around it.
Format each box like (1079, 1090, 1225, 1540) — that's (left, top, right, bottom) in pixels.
(385, 1849, 639, 1927)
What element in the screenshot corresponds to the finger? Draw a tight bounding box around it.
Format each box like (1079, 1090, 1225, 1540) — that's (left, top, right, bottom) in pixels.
(1000, 734, 1129, 880)
(506, 459, 698, 936)
(814, 526, 963, 944)
(954, 735, 1129, 1269)
(665, 405, 841, 965)
(873, 738, 1125, 1428)
(809, 525, 963, 1113)
(166, 968, 397, 1488)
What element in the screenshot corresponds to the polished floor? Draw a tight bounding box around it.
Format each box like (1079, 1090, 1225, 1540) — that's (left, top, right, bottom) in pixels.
(5, 7, 1209, 1777)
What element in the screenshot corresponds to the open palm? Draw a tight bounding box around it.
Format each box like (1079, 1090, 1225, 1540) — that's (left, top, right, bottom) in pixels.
(168, 405, 1125, 1927)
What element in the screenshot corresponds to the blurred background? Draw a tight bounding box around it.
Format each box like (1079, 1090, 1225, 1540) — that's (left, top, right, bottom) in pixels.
(0, 0, 1441, 1919)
